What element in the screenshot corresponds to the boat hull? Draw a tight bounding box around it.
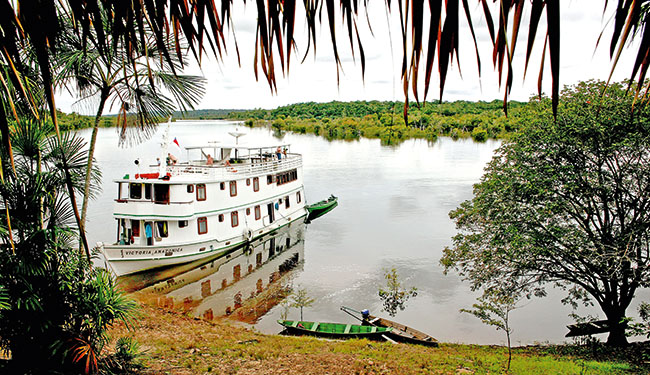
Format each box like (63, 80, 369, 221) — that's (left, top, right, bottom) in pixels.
(278, 320, 391, 340)
(100, 213, 306, 276)
(367, 316, 438, 347)
(305, 198, 338, 222)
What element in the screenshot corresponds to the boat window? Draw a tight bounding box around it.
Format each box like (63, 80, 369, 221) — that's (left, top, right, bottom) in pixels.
(154, 184, 170, 204)
(231, 211, 239, 227)
(179, 220, 188, 228)
(220, 182, 225, 190)
(253, 177, 259, 192)
(285, 196, 290, 209)
(144, 183, 152, 200)
(267, 175, 274, 184)
(218, 214, 224, 222)
(187, 185, 194, 193)
(255, 205, 261, 220)
(197, 184, 206, 201)
(198, 217, 208, 234)
(230, 181, 237, 197)
(132, 220, 140, 237)
(129, 183, 142, 199)
(246, 208, 251, 215)
(246, 178, 251, 186)
(276, 169, 298, 186)
(296, 191, 301, 203)
(155, 221, 169, 238)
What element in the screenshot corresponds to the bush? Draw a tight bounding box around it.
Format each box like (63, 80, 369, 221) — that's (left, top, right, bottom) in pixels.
(471, 126, 488, 142)
(0, 123, 138, 373)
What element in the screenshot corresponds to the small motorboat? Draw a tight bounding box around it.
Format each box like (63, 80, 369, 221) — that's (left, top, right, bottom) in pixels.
(277, 319, 391, 340)
(340, 306, 438, 347)
(305, 195, 338, 222)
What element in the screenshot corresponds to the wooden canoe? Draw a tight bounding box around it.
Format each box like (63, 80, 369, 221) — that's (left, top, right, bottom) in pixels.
(339, 306, 438, 347)
(277, 319, 391, 340)
(366, 314, 439, 347)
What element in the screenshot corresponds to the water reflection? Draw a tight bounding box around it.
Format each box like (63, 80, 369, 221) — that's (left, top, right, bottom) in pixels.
(118, 222, 306, 323)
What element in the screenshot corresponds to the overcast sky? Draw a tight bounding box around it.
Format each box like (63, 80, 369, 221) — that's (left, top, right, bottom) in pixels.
(55, 1, 642, 114)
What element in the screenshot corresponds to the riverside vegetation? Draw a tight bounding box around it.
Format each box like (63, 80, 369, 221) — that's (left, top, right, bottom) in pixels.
(106, 304, 650, 374)
(61, 99, 525, 145)
(191, 100, 526, 144)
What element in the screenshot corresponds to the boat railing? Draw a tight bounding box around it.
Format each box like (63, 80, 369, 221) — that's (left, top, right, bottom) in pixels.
(167, 154, 302, 179)
(115, 198, 195, 205)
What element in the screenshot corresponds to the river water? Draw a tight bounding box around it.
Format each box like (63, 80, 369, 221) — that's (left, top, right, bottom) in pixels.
(81, 120, 646, 346)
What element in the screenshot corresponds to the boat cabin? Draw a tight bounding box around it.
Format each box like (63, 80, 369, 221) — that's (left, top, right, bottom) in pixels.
(110, 142, 304, 249)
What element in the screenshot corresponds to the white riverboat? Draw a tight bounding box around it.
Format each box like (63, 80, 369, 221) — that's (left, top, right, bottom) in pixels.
(98, 124, 307, 276)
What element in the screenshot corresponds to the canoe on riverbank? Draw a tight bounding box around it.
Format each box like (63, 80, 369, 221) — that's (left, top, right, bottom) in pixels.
(366, 315, 438, 347)
(277, 319, 391, 340)
(340, 306, 438, 347)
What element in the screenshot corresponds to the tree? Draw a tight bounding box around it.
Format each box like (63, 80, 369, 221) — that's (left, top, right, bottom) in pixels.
(441, 80, 650, 346)
(0, 118, 136, 373)
(460, 285, 521, 372)
(290, 286, 315, 321)
(378, 268, 418, 317)
(53, 9, 206, 227)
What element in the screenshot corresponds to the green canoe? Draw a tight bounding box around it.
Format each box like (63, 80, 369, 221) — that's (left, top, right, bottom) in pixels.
(278, 319, 391, 340)
(305, 195, 338, 222)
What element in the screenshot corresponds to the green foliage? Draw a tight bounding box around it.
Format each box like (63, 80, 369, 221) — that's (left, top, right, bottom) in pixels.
(442, 80, 650, 347)
(0, 286, 8, 310)
(0, 118, 137, 373)
(627, 302, 650, 339)
(378, 268, 417, 317)
(98, 337, 145, 374)
(290, 287, 315, 321)
(279, 296, 292, 320)
(461, 286, 520, 371)
(470, 126, 488, 142)
(224, 100, 523, 144)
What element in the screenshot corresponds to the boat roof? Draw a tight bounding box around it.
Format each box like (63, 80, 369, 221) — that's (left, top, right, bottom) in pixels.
(184, 143, 291, 151)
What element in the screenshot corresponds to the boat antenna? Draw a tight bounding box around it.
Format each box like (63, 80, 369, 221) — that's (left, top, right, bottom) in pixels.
(228, 127, 247, 145)
(158, 117, 172, 177)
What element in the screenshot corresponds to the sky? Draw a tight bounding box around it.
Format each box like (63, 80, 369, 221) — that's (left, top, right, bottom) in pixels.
(55, 1, 642, 114)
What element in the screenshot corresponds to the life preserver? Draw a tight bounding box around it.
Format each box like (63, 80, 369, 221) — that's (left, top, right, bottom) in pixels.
(244, 228, 253, 242)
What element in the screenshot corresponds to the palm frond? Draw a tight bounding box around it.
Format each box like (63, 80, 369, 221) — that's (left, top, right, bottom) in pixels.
(0, 286, 9, 310)
(151, 72, 206, 112)
(44, 132, 102, 199)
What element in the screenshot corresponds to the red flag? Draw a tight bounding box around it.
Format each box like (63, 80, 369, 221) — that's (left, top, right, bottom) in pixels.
(173, 137, 180, 148)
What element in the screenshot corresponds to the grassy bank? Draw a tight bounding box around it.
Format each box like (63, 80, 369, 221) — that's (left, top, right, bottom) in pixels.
(108, 304, 646, 374)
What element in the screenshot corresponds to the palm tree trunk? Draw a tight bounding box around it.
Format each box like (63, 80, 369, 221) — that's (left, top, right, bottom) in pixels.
(80, 89, 109, 226)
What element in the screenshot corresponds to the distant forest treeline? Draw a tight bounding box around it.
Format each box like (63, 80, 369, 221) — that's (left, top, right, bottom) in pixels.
(59, 100, 526, 143)
(226, 100, 526, 143)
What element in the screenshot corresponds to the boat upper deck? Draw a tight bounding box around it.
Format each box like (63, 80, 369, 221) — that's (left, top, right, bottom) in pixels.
(118, 143, 302, 183)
